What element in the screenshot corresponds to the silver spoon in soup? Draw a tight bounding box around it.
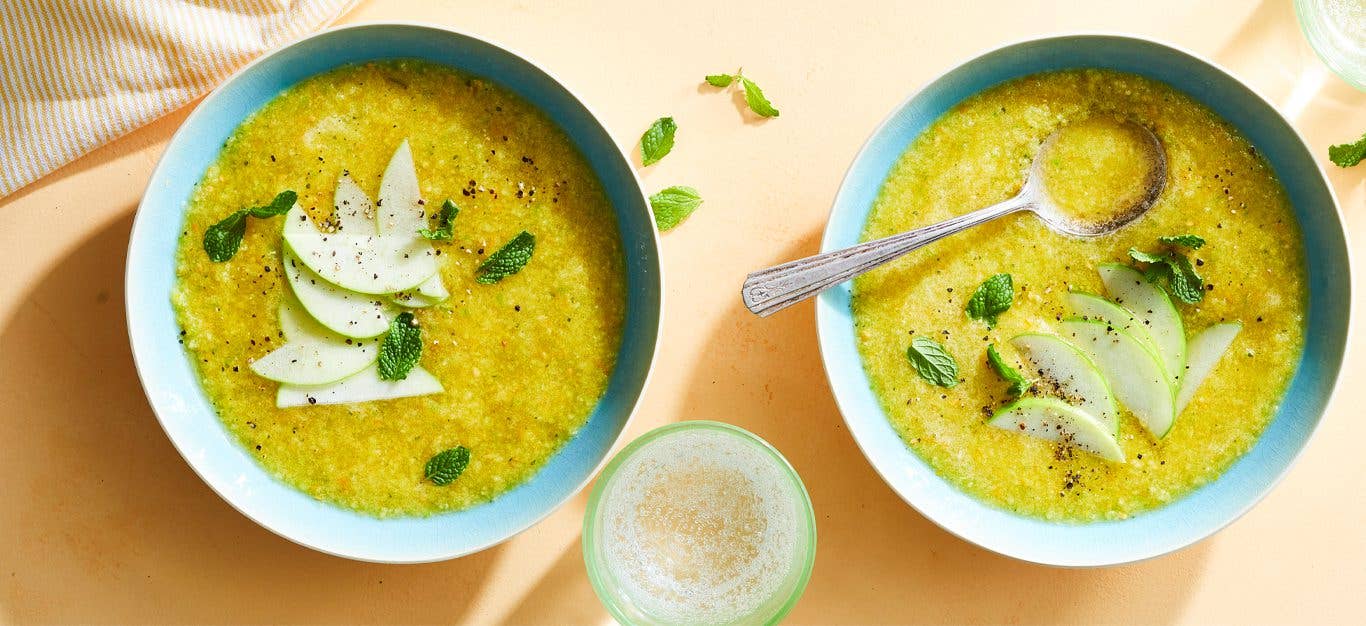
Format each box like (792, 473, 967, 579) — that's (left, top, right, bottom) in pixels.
(741, 117, 1167, 317)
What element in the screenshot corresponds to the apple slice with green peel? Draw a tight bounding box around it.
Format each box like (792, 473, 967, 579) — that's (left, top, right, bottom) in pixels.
(392, 275, 450, 308)
(1065, 291, 1162, 361)
(282, 246, 396, 338)
(276, 363, 443, 408)
(377, 139, 426, 237)
(250, 298, 378, 385)
(1060, 319, 1176, 438)
(1010, 333, 1119, 435)
(332, 174, 375, 234)
(1098, 263, 1185, 390)
(283, 203, 437, 294)
(1176, 322, 1242, 415)
(988, 397, 1125, 462)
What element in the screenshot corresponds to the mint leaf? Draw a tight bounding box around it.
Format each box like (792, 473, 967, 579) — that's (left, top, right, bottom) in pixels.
(203, 190, 296, 262)
(649, 186, 702, 231)
(1158, 234, 1205, 249)
(907, 335, 959, 388)
(419, 199, 459, 241)
(203, 211, 248, 262)
(640, 117, 677, 166)
(476, 231, 535, 284)
(1329, 133, 1366, 167)
(740, 77, 780, 118)
(966, 273, 1013, 327)
(704, 74, 735, 88)
(378, 312, 421, 380)
(1128, 248, 1167, 265)
(1128, 247, 1205, 304)
(1164, 253, 1205, 304)
(987, 344, 1031, 397)
(424, 446, 470, 486)
(245, 190, 297, 218)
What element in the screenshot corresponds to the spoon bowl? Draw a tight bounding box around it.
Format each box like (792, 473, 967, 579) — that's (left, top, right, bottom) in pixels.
(741, 119, 1167, 317)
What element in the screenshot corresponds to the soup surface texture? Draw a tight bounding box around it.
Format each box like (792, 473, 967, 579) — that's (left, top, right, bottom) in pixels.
(173, 60, 626, 517)
(852, 69, 1306, 522)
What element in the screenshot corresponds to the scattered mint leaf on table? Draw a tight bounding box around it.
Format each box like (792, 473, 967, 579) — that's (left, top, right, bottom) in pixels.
(907, 335, 959, 388)
(740, 77, 780, 118)
(419, 199, 459, 241)
(640, 117, 678, 166)
(704, 74, 735, 88)
(703, 70, 780, 118)
(424, 446, 471, 486)
(203, 190, 297, 262)
(966, 273, 1013, 327)
(1328, 133, 1366, 167)
(476, 231, 536, 284)
(378, 312, 422, 380)
(649, 186, 702, 231)
(986, 344, 1031, 397)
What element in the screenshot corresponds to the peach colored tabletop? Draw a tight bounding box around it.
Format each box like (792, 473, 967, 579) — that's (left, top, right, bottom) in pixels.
(2, 1, 1363, 624)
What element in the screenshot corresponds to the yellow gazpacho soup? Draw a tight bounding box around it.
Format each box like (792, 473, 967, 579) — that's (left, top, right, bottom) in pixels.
(173, 60, 626, 517)
(852, 69, 1306, 522)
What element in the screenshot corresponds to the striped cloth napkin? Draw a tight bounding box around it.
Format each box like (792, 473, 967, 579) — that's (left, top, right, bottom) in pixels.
(0, 0, 356, 198)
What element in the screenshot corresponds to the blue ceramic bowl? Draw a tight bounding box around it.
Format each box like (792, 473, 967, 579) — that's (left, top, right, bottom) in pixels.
(816, 34, 1351, 567)
(126, 23, 662, 562)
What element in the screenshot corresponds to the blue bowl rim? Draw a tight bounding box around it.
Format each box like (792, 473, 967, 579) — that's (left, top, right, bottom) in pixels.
(124, 21, 664, 563)
(814, 31, 1353, 567)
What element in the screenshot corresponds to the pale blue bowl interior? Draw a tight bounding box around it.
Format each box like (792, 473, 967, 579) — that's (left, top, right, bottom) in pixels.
(126, 24, 660, 562)
(817, 35, 1350, 566)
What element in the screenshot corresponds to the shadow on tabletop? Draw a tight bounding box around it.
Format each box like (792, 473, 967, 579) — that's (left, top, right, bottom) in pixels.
(498, 537, 605, 626)
(0, 212, 505, 624)
(680, 229, 1211, 625)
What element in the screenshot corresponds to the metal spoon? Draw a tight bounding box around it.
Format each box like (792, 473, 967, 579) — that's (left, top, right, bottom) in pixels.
(741, 120, 1167, 317)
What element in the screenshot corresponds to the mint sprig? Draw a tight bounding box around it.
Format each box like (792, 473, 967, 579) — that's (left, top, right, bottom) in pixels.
(966, 273, 1013, 327)
(640, 117, 678, 166)
(649, 186, 702, 231)
(203, 190, 296, 262)
(378, 312, 421, 380)
(987, 344, 1031, 397)
(907, 335, 959, 388)
(424, 446, 470, 486)
(419, 199, 459, 241)
(1329, 133, 1366, 168)
(476, 231, 535, 284)
(1129, 235, 1207, 304)
(703, 69, 780, 118)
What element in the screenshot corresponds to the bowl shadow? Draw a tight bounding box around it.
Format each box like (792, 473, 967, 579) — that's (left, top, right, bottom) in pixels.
(680, 228, 1211, 624)
(0, 211, 505, 624)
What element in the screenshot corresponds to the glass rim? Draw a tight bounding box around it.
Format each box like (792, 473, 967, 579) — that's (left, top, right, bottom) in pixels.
(581, 420, 818, 626)
(1294, 0, 1366, 91)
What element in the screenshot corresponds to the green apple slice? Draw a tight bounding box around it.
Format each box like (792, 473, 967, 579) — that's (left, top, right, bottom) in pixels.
(1009, 333, 1119, 435)
(392, 274, 450, 308)
(276, 363, 443, 408)
(1065, 291, 1162, 360)
(282, 246, 396, 338)
(988, 397, 1125, 462)
(1175, 322, 1242, 415)
(250, 298, 378, 385)
(1060, 319, 1176, 438)
(283, 203, 437, 294)
(1097, 263, 1185, 390)
(377, 139, 426, 237)
(332, 174, 375, 235)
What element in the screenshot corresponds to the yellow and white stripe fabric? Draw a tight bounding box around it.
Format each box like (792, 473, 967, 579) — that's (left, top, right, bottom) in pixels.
(0, 0, 355, 198)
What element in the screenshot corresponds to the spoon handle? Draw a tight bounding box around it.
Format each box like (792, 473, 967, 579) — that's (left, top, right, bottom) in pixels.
(741, 198, 1027, 317)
